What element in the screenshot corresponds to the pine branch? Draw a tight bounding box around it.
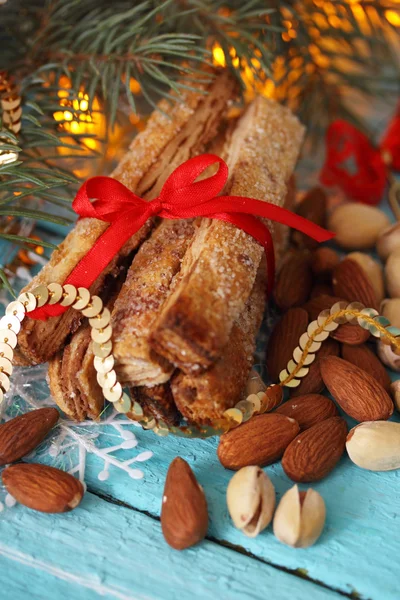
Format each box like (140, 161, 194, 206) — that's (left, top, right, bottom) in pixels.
(0, 0, 399, 290)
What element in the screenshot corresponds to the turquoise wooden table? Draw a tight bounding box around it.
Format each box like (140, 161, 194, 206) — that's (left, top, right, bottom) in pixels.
(0, 200, 399, 600)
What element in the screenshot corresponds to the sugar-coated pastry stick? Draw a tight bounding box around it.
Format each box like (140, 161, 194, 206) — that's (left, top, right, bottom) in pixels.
(150, 97, 305, 374)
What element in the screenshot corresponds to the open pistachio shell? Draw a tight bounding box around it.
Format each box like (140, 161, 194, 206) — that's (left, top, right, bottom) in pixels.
(226, 466, 275, 538)
(273, 485, 326, 548)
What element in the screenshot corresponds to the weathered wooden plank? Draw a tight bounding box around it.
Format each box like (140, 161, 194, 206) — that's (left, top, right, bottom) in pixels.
(80, 384, 400, 600)
(0, 492, 339, 600)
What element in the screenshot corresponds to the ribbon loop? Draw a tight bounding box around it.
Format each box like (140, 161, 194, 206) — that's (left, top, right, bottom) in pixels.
(30, 153, 334, 321)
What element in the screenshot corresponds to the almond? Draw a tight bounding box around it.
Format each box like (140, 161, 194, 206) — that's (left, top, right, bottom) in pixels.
(218, 413, 300, 471)
(303, 294, 369, 345)
(332, 323, 369, 345)
(320, 356, 394, 422)
(282, 417, 347, 482)
(333, 259, 379, 310)
(276, 394, 338, 430)
(266, 308, 309, 382)
(0, 408, 59, 466)
(273, 253, 313, 312)
(2, 463, 84, 513)
(161, 457, 208, 550)
(292, 188, 327, 250)
(311, 247, 339, 278)
(290, 337, 339, 397)
(341, 344, 391, 392)
(303, 294, 343, 321)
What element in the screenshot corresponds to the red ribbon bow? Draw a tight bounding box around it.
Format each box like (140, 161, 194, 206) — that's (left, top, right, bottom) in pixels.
(30, 153, 334, 320)
(320, 108, 400, 206)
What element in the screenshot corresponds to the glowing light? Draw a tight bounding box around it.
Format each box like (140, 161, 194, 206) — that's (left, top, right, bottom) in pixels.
(212, 45, 226, 67)
(386, 9, 400, 27)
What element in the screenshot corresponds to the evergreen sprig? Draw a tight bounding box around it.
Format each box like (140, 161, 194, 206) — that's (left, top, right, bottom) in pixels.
(0, 0, 399, 284)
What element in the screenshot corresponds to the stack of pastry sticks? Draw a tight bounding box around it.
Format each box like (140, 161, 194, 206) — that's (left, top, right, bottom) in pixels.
(16, 70, 305, 426)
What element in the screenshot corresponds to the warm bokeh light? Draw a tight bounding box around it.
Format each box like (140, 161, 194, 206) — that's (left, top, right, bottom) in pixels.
(213, 0, 400, 114)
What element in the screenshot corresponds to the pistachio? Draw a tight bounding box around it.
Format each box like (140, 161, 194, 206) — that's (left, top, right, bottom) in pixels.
(347, 252, 385, 304)
(380, 298, 400, 329)
(226, 466, 275, 538)
(391, 380, 400, 413)
(377, 341, 400, 372)
(377, 222, 400, 261)
(273, 485, 325, 548)
(346, 421, 400, 471)
(327, 203, 390, 250)
(385, 248, 400, 298)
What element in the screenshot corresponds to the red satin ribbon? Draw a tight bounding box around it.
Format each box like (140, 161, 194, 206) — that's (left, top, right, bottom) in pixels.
(30, 153, 334, 321)
(320, 109, 400, 205)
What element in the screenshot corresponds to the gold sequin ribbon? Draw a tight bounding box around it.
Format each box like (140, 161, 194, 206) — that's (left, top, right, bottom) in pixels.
(2, 285, 400, 438)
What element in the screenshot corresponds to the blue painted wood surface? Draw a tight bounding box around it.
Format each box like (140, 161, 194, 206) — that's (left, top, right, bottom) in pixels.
(1, 198, 400, 600)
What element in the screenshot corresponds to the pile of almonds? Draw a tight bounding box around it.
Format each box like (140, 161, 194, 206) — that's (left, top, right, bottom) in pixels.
(160, 189, 400, 551)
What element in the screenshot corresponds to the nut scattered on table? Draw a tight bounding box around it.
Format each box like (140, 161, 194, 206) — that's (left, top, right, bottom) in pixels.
(273, 485, 326, 548)
(380, 298, 400, 329)
(347, 252, 384, 305)
(227, 466, 275, 537)
(385, 248, 400, 298)
(161, 457, 208, 550)
(0, 408, 59, 466)
(376, 222, 400, 261)
(2, 463, 84, 513)
(328, 203, 390, 249)
(346, 421, 400, 471)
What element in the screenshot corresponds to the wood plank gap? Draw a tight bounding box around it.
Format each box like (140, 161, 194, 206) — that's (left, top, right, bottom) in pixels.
(89, 486, 359, 600)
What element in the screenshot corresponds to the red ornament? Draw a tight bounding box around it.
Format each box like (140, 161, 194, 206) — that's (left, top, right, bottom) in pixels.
(320, 107, 400, 206)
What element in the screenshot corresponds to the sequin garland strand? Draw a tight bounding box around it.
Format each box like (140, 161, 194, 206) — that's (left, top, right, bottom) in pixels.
(1, 284, 400, 438)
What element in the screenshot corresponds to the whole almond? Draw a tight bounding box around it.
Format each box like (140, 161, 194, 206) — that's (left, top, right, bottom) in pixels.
(0, 408, 59, 466)
(161, 457, 208, 550)
(282, 417, 347, 482)
(274, 253, 313, 312)
(291, 337, 339, 397)
(266, 308, 309, 382)
(311, 247, 339, 278)
(333, 259, 379, 310)
(332, 323, 370, 345)
(346, 421, 400, 471)
(328, 203, 390, 249)
(320, 356, 394, 422)
(304, 294, 369, 343)
(2, 463, 84, 513)
(292, 188, 327, 250)
(276, 394, 338, 430)
(218, 413, 300, 471)
(341, 344, 391, 392)
(347, 252, 384, 305)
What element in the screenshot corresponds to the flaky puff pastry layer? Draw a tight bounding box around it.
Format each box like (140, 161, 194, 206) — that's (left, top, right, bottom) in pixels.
(150, 97, 305, 374)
